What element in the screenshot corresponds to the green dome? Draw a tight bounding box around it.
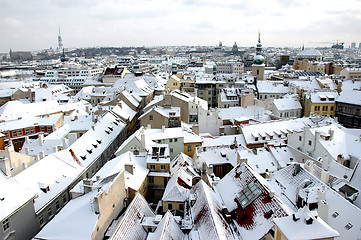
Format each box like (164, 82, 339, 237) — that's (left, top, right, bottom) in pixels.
(253, 55, 265, 64)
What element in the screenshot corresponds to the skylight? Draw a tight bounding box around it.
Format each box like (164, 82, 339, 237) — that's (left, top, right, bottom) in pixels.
(235, 182, 262, 209)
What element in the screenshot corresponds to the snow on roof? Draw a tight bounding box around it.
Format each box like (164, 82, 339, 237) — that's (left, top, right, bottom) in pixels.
(310, 91, 338, 103)
(196, 145, 240, 167)
(273, 206, 339, 240)
(297, 49, 322, 57)
(111, 193, 155, 240)
(0, 88, 17, 97)
(147, 211, 184, 240)
(201, 134, 246, 148)
(0, 113, 62, 132)
(135, 127, 184, 150)
(337, 89, 361, 106)
(217, 106, 271, 122)
(289, 79, 321, 91)
(121, 90, 141, 108)
(34, 189, 99, 240)
(268, 164, 361, 239)
(162, 169, 190, 202)
(183, 127, 203, 144)
(268, 146, 297, 168)
(242, 118, 313, 145)
(14, 111, 126, 213)
(190, 181, 234, 239)
(0, 173, 36, 221)
(144, 95, 164, 111)
(215, 163, 289, 240)
(170, 152, 200, 178)
(273, 98, 302, 111)
(237, 148, 279, 174)
(257, 81, 289, 94)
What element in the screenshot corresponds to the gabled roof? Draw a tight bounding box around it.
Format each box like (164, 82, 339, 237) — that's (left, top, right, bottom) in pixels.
(0, 173, 36, 221)
(111, 193, 155, 240)
(147, 211, 184, 240)
(274, 206, 339, 240)
(215, 163, 289, 240)
(190, 180, 234, 239)
(269, 164, 361, 240)
(162, 168, 191, 202)
(170, 152, 199, 178)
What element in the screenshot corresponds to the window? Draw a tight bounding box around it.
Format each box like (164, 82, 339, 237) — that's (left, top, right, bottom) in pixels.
(48, 207, 53, 217)
(149, 176, 154, 183)
(188, 145, 192, 152)
(18, 131, 22, 136)
(62, 194, 67, 204)
(299, 136, 302, 141)
(149, 115, 153, 121)
(169, 138, 173, 143)
(31, 128, 35, 134)
(55, 200, 60, 210)
(168, 203, 173, 209)
(332, 212, 339, 218)
(161, 165, 166, 170)
(345, 223, 353, 230)
(41, 127, 45, 132)
(25, 129, 29, 135)
(174, 138, 177, 142)
(12, 131, 17, 137)
(150, 164, 155, 170)
(308, 140, 312, 146)
(48, 128, 52, 133)
(2, 219, 10, 232)
(170, 148, 173, 154)
(39, 215, 44, 225)
(179, 204, 184, 211)
(331, 106, 334, 111)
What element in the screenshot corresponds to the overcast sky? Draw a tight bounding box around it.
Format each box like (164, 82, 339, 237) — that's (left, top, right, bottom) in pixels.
(1, 0, 361, 52)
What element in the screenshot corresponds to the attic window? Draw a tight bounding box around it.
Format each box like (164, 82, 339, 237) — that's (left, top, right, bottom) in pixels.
(108, 127, 113, 131)
(105, 130, 110, 134)
(96, 139, 102, 144)
(332, 212, 339, 218)
(87, 149, 93, 154)
(92, 144, 98, 148)
(220, 151, 226, 157)
(345, 223, 353, 230)
(235, 182, 261, 209)
(80, 155, 87, 160)
(113, 121, 118, 125)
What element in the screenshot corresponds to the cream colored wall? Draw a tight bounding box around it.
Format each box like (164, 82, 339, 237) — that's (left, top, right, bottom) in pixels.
(162, 201, 184, 213)
(184, 142, 202, 157)
(165, 75, 181, 91)
(140, 110, 168, 129)
(0, 148, 36, 176)
(91, 171, 126, 240)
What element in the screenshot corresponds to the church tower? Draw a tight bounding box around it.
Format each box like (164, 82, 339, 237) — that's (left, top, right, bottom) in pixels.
(58, 26, 63, 51)
(252, 31, 265, 80)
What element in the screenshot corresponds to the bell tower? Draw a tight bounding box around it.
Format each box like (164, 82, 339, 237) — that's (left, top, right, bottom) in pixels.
(252, 31, 265, 80)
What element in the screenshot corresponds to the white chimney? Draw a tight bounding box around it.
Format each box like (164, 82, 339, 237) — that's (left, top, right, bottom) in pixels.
(328, 129, 334, 140)
(25, 136, 29, 144)
(39, 133, 44, 146)
(68, 133, 78, 146)
(141, 128, 146, 148)
(39, 151, 45, 159)
(305, 160, 315, 175)
(53, 146, 58, 152)
(147, 124, 151, 130)
(25, 147, 30, 155)
(62, 138, 69, 149)
(321, 169, 330, 184)
(162, 125, 165, 133)
(318, 191, 328, 223)
(322, 156, 329, 171)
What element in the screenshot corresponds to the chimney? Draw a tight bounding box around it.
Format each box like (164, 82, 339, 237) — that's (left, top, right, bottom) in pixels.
(192, 125, 199, 135)
(62, 137, 69, 149)
(322, 156, 329, 171)
(140, 128, 146, 148)
(328, 128, 334, 140)
(25, 136, 29, 144)
(164, 93, 172, 108)
(305, 160, 315, 175)
(39, 151, 45, 159)
(25, 147, 30, 155)
(39, 133, 44, 146)
(53, 146, 58, 152)
(162, 125, 166, 133)
(125, 163, 134, 175)
(318, 190, 328, 222)
(147, 124, 151, 130)
(321, 169, 330, 184)
(83, 179, 93, 194)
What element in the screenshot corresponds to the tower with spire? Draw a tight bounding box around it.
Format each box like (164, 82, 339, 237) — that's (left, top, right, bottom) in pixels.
(252, 30, 265, 80)
(58, 25, 63, 51)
